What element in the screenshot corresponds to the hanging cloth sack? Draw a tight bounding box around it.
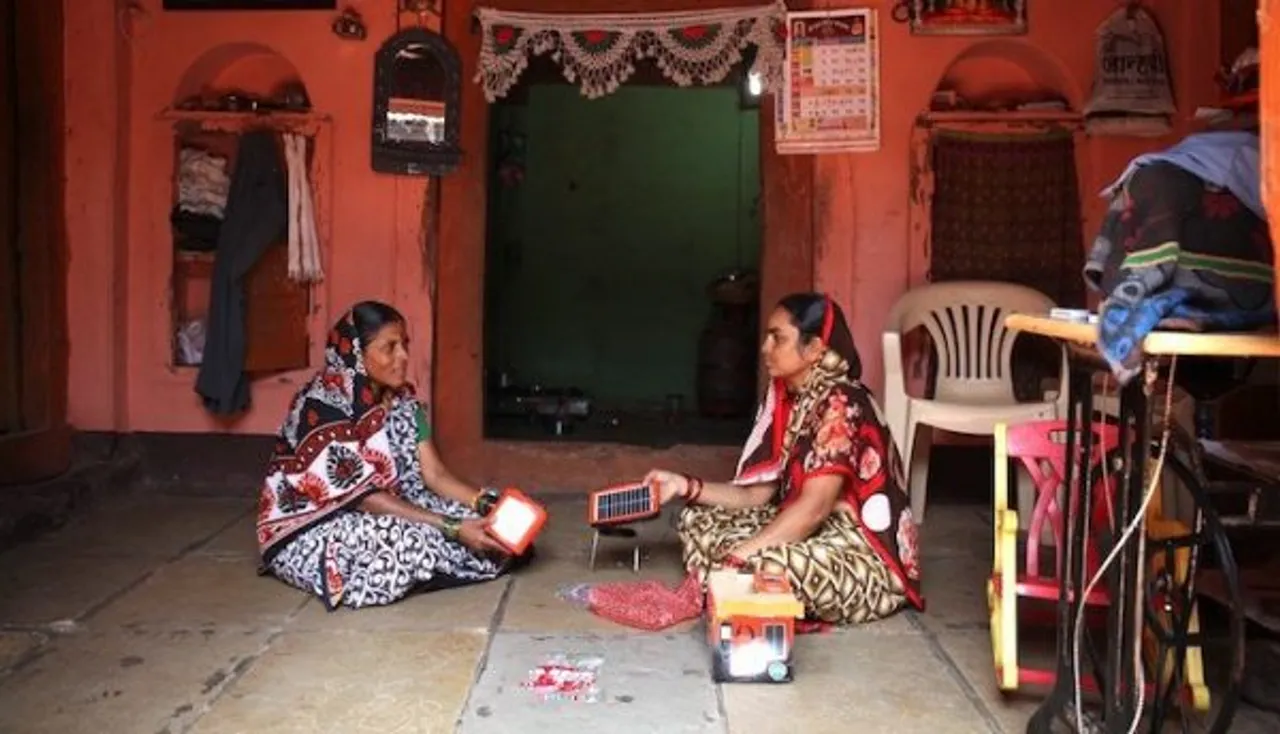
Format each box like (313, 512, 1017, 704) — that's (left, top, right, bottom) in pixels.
(1083, 6, 1176, 137)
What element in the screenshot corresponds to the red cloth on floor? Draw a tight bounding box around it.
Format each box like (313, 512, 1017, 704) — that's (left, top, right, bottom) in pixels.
(580, 572, 834, 633)
(584, 573, 705, 631)
(795, 619, 834, 634)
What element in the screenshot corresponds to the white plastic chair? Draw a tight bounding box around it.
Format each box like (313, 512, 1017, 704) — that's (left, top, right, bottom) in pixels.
(882, 281, 1067, 523)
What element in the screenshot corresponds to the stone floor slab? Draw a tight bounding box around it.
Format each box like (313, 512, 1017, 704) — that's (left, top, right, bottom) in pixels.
(722, 630, 995, 734)
(191, 513, 258, 559)
(0, 625, 274, 734)
(917, 556, 994, 634)
(90, 555, 306, 630)
(5, 482, 1273, 734)
(499, 559, 695, 635)
(1232, 705, 1280, 733)
(921, 506, 993, 560)
(458, 631, 723, 734)
(189, 629, 486, 734)
(925, 628, 1037, 734)
(0, 551, 154, 626)
(500, 516, 694, 633)
(291, 577, 510, 633)
(0, 630, 47, 674)
(28, 496, 251, 560)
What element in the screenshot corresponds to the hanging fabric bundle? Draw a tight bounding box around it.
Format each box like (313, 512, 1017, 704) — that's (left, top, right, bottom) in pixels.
(283, 132, 323, 283)
(1082, 4, 1177, 137)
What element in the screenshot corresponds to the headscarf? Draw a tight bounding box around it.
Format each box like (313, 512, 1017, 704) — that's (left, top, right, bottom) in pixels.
(732, 295, 861, 485)
(255, 308, 408, 560)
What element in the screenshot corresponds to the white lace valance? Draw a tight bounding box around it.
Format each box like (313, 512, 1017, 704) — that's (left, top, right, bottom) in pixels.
(473, 2, 787, 101)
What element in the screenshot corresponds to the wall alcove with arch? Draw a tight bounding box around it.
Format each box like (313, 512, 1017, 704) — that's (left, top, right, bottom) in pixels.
(903, 40, 1088, 416)
(163, 42, 333, 390)
(173, 42, 309, 110)
(927, 39, 1080, 117)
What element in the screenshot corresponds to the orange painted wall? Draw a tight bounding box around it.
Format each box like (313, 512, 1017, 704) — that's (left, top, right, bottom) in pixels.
(67, 1, 441, 434)
(63, 0, 1225, 436)
(811, 0, 1223, 396)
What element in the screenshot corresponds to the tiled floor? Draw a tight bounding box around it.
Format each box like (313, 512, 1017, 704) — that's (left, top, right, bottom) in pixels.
(0, 492, 1276, 734)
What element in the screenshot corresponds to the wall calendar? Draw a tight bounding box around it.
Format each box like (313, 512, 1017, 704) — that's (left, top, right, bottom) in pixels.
(775, 8, 881, 155)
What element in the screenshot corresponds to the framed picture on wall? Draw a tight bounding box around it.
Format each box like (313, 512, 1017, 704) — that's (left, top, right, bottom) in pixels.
(909, 0, 1027, 36)
(162, 0, 337, 10)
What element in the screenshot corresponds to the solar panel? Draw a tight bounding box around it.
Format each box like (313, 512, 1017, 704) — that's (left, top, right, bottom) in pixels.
(587, 482, 661, 527)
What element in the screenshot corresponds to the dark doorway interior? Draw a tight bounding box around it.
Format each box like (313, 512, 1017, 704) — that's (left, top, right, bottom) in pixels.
(482, 57, 764, 448)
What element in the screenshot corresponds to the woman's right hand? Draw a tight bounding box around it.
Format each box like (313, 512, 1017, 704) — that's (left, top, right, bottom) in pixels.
(643, 469, 690, 505)
(456, 518, 510, 556)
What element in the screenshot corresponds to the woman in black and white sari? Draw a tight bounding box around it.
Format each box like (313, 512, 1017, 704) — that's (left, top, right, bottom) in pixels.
(256, 301, 529, 609)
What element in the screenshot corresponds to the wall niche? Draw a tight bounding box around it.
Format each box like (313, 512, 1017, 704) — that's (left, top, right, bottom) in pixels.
(165, 43, 330, 377)
(928, 39, 1076, 117)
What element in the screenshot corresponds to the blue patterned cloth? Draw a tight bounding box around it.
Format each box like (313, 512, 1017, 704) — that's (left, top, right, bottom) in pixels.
(1088, 158, 1275, 384)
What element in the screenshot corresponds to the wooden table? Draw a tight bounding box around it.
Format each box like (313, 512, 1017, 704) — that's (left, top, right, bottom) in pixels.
(1005, 314, 1280, 734)
(1008, 314, 1280, 355)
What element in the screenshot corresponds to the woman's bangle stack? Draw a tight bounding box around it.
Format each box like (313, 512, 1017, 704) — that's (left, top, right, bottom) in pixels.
(441, 516, 462, 541)
(684, 475, 704, 504)
(473, 487, 500, 517)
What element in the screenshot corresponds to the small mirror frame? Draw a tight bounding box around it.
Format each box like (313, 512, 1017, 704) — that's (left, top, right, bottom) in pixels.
(371, 27, 463, 176)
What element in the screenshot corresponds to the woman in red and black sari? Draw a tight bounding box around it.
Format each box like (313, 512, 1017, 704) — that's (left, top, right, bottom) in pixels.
(647, 293, 923, 624)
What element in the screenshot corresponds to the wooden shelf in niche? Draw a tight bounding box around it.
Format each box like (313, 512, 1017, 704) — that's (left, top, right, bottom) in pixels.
(160, 108, 331, 134)
(919, 110, 1083, 126)
(169, 114, 318, 374)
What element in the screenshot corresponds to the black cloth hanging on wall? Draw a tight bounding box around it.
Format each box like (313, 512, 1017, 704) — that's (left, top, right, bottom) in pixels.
(195, 129, 288, 415)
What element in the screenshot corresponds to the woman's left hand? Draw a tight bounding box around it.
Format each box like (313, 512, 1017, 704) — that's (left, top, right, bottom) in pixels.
(457, 518, 510, 556)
